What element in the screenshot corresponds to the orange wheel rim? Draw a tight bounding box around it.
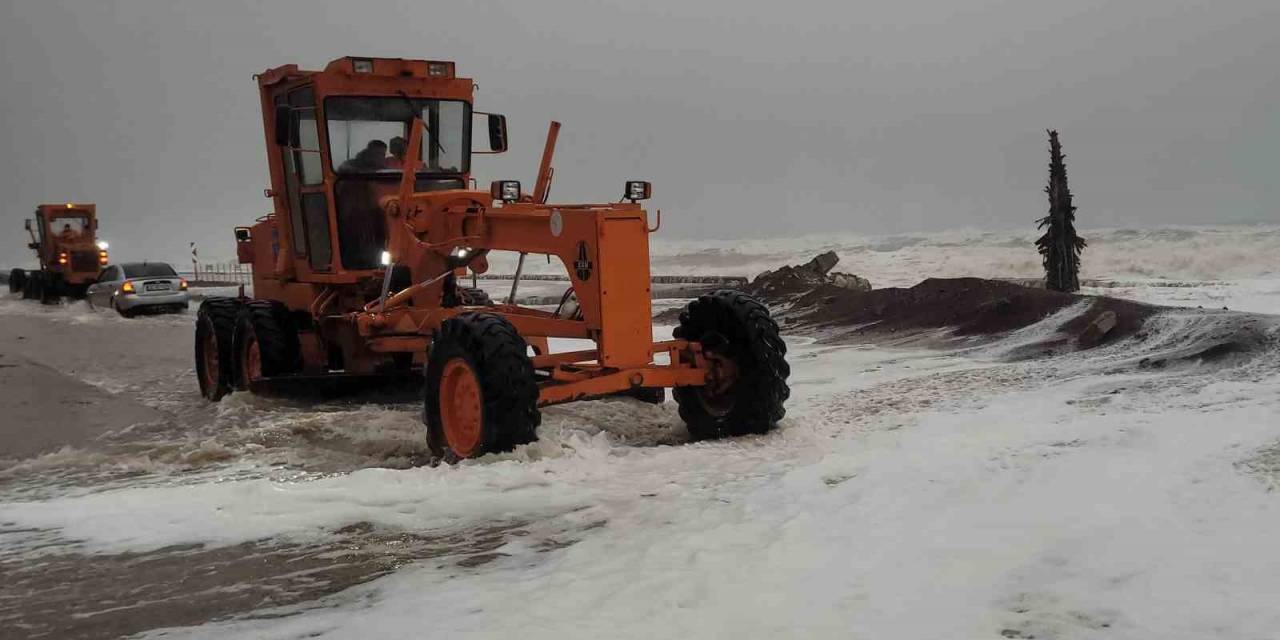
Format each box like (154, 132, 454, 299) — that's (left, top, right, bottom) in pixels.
(244, 335, 262, 383)
(440, 358, 483, 457)
(201, 329, 219, 389)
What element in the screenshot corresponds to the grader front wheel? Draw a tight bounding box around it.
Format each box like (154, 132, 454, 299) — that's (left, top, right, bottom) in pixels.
(673, 290, 790, 440)
(424, 313, 540, 462)
(437, 358, 485, 456)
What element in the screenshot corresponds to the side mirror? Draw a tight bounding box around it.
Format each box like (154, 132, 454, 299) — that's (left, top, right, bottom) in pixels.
(488, 114, 508, 152)
(24, 219, 32, 231)
(474, 113, 508, 153)
(234, 227, 252, 242)
(274, 105, 292, 146)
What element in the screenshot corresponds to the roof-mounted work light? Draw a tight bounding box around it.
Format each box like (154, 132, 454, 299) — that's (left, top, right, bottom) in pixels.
(491, 180, 521, 203)
(624, 181, 652, 202)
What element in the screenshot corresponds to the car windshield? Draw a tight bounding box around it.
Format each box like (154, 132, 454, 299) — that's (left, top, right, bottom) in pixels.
(326, 97, 468, 174)
(49, 216, 89, 237)
(123, 263, 177, 278)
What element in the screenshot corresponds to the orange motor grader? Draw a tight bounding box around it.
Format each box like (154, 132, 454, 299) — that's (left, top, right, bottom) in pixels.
(197, 57, 789, 461)
(10, 203, 108, 303)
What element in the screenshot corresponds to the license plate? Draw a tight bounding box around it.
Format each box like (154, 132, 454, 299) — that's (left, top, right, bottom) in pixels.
(144, 281, 170, 291)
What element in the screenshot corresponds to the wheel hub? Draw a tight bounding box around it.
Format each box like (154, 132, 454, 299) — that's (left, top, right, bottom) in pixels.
(200, 329, 219, 389)
(699, 349, 740, 416)
(243, 335, 262, 383)
(439, 358, 483, 457)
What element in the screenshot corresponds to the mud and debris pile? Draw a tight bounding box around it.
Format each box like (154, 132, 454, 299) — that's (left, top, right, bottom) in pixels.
(744, 251, 871, 303)
(781, 276, 1155, 346)
(690, 252, 1157, 352)
(662, 252, 1270, 359)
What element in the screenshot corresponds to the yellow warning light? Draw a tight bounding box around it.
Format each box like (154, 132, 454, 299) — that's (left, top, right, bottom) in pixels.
(66, 203, 74, 209)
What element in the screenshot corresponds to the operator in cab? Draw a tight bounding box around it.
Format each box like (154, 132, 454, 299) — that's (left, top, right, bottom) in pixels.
(386, 136, 407, 170)
(339, 140, 388, 173)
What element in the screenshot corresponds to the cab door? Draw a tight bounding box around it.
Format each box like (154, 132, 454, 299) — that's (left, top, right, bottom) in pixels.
(278, 87, 333, 273)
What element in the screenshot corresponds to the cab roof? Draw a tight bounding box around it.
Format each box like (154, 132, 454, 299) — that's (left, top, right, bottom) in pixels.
(258, 57, 460, 87)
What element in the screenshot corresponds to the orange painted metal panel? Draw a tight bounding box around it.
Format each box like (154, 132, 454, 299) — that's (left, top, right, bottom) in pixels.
(596, 217, 653, 368)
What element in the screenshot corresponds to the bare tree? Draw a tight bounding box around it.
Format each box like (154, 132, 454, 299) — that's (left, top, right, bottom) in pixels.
(1036, 130, 1086, 292)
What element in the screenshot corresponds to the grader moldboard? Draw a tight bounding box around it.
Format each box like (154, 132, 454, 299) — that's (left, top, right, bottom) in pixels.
(9, 203, 109, 303)
(197, 57, 789, 461)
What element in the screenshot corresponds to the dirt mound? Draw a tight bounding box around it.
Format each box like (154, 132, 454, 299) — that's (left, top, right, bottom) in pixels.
(659, 272, 1156, 351)
(661, 254, 1275, 361)
(784, 277, 1152, 341)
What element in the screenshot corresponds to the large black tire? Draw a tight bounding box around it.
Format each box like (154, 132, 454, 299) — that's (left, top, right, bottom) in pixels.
(38, 274, 60, 305)
(424, 312, 540, 462)
(195, 297, 242, 401)
(232, 300, 302, 390)
(8, 269, 23, 294)
(21, 272, 38, 300)
(672, 290, 790, 440)
(113, 299, 136, 318)
(458, 286, 493, 306)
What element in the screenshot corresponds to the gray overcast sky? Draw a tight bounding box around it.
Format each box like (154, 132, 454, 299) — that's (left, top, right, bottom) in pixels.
(2, 0, 1277, 266)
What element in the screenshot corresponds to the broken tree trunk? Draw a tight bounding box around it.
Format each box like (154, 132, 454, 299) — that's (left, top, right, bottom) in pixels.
(1035, 130, 1087, 292)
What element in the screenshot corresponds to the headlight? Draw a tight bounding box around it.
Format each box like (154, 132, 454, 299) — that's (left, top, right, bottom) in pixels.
(380, 250, 392, 266)
(96, 240, 109, 250)
(121, 281, 135, 294)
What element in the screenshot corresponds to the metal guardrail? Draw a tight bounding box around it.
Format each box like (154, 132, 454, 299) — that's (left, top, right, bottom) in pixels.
(178, 264, 252, 286)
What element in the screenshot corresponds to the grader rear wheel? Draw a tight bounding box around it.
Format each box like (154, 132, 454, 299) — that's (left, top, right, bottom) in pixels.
(195, 297, 242, 401)
(424, 312, 540, 462)
(673, 290, 790, 440)
(232, 300, 301, 391)
(20, 272, 38, 299)
(8, 269, 23, 294)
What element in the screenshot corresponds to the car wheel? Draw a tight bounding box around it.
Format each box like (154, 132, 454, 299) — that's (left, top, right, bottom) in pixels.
(113, 299, 135, 318)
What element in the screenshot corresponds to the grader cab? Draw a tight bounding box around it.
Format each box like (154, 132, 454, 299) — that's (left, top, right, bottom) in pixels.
(196, 57, 789, 461)
(9, 203, 108, 303)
